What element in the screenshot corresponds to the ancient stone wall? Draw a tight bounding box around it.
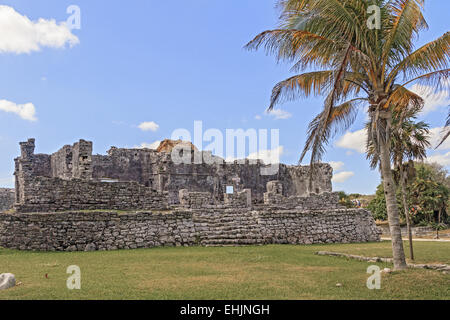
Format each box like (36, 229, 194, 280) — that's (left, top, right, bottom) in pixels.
(92, 147, 158, 186)
(89, 148, 333, 204)
(0, 208, 381, 251)
(15, 139, 52, 205)
(51, 145, 73, 180)
(257, 209, 381, 244)
(263, 180, 342, 210)
(13, 176, 168, 213)
(72, 140, 93, 180)
(13, 138, 334, 211)
(179, 190, 215, 209)
(91, 144, 333, 203)
(224, 189, 252, 208)
(0, 189, 15, 212)
(0, 211, 194, 251)
(263, 192, 342, 210)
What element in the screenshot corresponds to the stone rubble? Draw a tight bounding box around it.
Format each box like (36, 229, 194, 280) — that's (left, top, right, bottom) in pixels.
(0, 273, 16, 290)
(315, 251, 450, 273)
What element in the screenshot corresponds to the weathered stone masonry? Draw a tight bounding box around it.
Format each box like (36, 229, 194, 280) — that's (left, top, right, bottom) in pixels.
(14, 139, 168, 212)
(14, 177, 168, 213)
(0, 138, 381, 251)
(0, 208, 380, 251)
(13, 138, 333, 212)
(0, 188, 14, 212)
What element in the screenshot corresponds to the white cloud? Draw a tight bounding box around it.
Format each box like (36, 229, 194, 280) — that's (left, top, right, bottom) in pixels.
(332, 171, 355, 183)
(336, 129, 367, 154)
(0, 99, 37, 121)
(428, 127, 450, 150)
(226, 146, 284, 164)
(410, 84, 449, 115)
(255, 115, 262, 120)
(425, 152, 450, 167)
(329, 161, 354, 183)
(138, 121, 159, 132)
(266, 109, 292, 120)
(0, 5, 79, 54)
(136, 140, 161, 150)
(329, 161, 345, 172)
(425, 123, 450, 166)
(247, 146, 284, 164)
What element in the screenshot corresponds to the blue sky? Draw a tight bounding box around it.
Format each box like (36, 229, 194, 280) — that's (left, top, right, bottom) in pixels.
(0, 0, 449, 194)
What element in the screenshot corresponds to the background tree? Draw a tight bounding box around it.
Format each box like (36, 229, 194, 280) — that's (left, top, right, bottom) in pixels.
(369, 162, 450, 226)
(410, 164, 449, 236)
(391, 119, 429, 259)
(246, 0, 449, 270)
(367, 184, 389, 221)
(422, 162, 450, 189)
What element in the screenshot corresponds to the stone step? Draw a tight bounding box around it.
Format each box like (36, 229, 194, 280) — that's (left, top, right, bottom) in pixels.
(201, 237, 262, 244)
(204, 244, 260, 247)
(198, 229, 261, 235)
(193, 218, 256, 224)
(204, 235, 262, 240)
(195, 226, 261, 232)
(201, 238, 264, 245)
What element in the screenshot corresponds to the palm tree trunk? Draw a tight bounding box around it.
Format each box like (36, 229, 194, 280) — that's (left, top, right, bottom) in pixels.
(400, 168, 414, 261)
(379, 137, 408, 270)
(437, 208, 441, 239)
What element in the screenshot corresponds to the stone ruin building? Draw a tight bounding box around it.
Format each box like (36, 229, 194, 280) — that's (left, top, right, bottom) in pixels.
(0, 188, 14, 212)
(0, 138, 380, 251)
(12, 138, 335, 211)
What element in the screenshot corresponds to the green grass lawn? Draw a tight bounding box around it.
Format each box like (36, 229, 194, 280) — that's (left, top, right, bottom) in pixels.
(0, 241, 449, 300)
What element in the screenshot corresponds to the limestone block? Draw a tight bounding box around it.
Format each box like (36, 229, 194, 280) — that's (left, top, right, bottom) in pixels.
(0, 273, 16, 290)
(266, 181, 283, 194)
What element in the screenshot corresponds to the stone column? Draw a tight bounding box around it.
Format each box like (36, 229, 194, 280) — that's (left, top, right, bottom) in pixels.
(72, 140, 93, 180)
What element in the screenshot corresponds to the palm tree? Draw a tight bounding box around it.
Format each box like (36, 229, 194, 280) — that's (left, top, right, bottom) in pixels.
(246, 0, 449, 270)
(393, 120, 429, 261)
(368, 112, 430, 261)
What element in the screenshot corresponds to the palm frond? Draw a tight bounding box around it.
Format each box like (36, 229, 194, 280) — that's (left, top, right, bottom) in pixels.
(382, 0, 428, 69)
(299, 97, 364, 164)
(268, 71, 333, 110)
(388, 86, 424, 114)
(268, 70, 367, 110)
(306, 44, 354, 166)
(244, 29, 337, 66)
(388, 32, 450, 84)
(281, 0, 376, 56)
